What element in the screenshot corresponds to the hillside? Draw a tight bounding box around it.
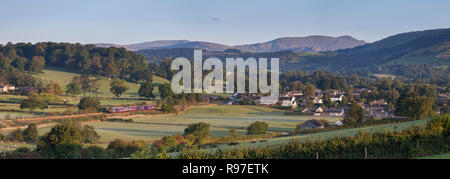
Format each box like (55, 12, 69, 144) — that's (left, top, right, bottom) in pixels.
(36, 68, 169, 99)
(334, 28, 450, 66)
(234, 35, 366, 52)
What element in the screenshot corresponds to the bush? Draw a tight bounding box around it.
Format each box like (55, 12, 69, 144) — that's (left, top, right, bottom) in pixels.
(23, 123, 39, 142)
(11, 129, 24, 142)
(78, 97, 101, 112)
(161, 136, 177, 150)
(36, 120, 83, 158)
(184, 122, 210, 145)
(428, 114, 449, 136)
(80, 146, 109, 159)
(1, 147, 42, 159)
(107, 139, 146, 158)
(20, 95, 48, 110)
(161, 103, 175, 113)
(247, 121, 269, 135)
(81, 125, 100, 144)
(0, 133, 7, 142)
(103, 118, 134, 123)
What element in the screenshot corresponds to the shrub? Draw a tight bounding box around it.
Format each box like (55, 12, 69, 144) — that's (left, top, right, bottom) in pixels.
(78, 97, 101, 112)
(184, 122, 210, 145)
(23, 123, 39, 142)
(0, 133, 7, 142)
(247, 121, 269, 135)
(107, 139, 146, 158)
(20, 95, 48, 110)
(36, 120, 84, 158)
(11, 128, 24, 142)
(81, 125, 100, 144)
(427, 114, 449, 136)
(161, 136, 177, 149)
(161, 103, 175, 113)
(80, 146, 109, 159)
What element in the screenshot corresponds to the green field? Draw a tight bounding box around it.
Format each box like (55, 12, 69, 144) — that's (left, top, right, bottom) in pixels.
(0, 94, 27, 103)
(67, 105, 338, 143)
(0, 102, 79, 120)
(183, 118, 431, 153)
(0, 68, 167, 121)
(31, 105, 338, 144)
(1, 105, 432, 154)
(132, 105, 340, 132)
(34, 120, 247, 144)
(37, 68, 169, 98)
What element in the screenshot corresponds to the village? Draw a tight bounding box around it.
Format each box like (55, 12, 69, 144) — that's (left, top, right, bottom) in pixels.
(223, 87, 420, 130)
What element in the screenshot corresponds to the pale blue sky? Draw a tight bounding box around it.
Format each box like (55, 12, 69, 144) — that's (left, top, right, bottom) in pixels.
(1, 0, 449, 45)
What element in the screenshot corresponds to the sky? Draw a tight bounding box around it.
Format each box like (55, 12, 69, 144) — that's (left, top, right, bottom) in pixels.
(1, 0, 449, 45)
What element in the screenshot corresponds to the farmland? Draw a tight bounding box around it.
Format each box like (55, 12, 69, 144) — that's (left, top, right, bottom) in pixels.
(66, 105, 335, 143)
(132, 105, 340, 132)
(37, 68, 169, 99)
(1, 105, 339, 144)
(172, 118, 431, 155)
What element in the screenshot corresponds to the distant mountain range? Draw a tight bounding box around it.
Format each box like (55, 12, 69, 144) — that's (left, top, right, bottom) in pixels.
(136, 28, 450, 73)
(93, 35, 367, 53)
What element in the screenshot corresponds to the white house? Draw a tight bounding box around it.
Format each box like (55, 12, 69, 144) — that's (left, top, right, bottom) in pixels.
(330, 94, 344, 102)
(0, 85, 15, 93)
(278, 96, 297, 108)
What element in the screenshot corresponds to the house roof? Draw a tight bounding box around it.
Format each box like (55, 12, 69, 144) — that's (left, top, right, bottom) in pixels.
(279, 97, 293, 101)
(303, 119, 324, 127)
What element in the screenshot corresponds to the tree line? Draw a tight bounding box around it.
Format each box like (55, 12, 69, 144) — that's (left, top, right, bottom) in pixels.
(0, 42, 153, 87)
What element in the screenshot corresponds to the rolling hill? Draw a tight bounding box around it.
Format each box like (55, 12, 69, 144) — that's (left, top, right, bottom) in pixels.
(93, 35, 366, 52)
(234, 35, 366, 52)
(136, 28, 450, 77)
(327, 28, 450, 68)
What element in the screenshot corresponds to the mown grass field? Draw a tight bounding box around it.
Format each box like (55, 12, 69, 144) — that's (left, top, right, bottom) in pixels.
(36, 68, 169, 98)
(132, 105, 340, 132)
(67, 105, 338, 143)
(33, 120, 248, 144)
(24, 105, 338, 144)
(0, 102, 79, 119)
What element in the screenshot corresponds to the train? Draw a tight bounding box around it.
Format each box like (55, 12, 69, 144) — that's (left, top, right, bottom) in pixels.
(109, 105, 156, 113)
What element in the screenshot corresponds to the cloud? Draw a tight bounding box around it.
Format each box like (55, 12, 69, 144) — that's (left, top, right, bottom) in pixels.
(210, 17, 222, 22)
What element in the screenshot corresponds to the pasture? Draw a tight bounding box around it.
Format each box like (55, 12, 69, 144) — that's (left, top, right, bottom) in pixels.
(201, 118, 431, 151)
(31, 105, 339, 144)
(132, 105, 340, 132)
(36, 68, 168, 98)
(76, 105, 340, 143)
